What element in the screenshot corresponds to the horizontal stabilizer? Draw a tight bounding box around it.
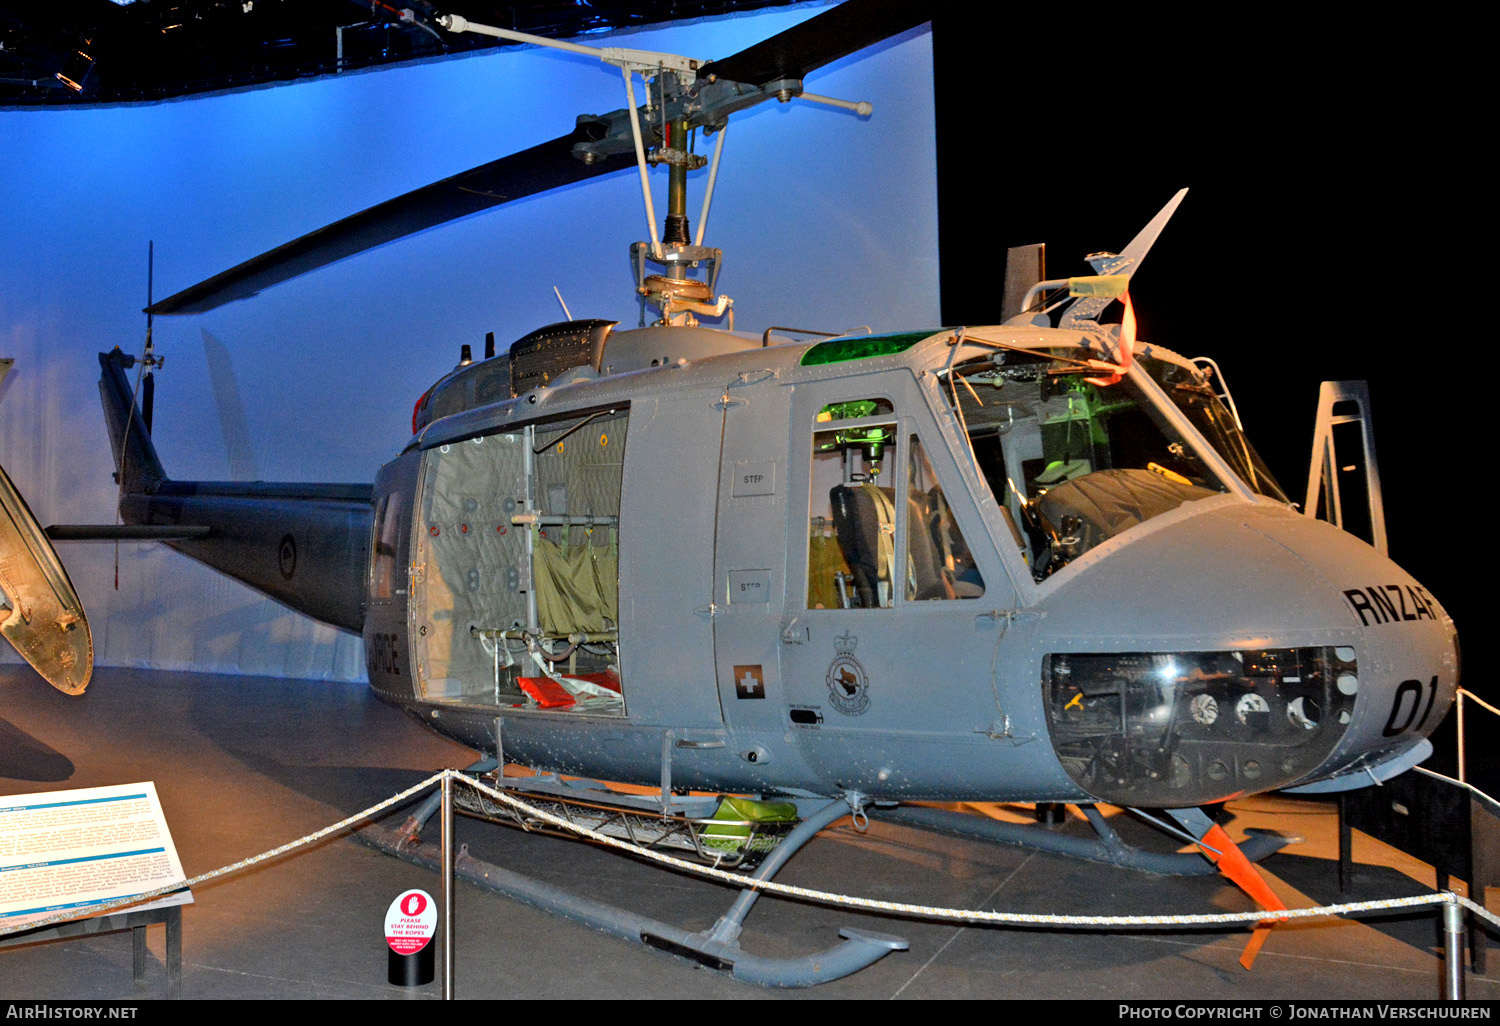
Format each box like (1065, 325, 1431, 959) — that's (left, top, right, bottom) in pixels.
(46, 524, 212, 542)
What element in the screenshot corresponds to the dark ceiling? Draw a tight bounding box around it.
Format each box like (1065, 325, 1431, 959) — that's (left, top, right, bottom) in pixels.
(0, 0, 808, 106)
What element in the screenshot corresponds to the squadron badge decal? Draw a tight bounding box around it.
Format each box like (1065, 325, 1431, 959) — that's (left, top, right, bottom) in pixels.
(825, 632, 870, 716)
(278, 533, 297, 580)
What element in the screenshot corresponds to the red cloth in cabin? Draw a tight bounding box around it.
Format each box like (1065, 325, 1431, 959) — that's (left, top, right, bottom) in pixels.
(568, 670, 621, 693)
(517, 670, 621, 708)
(517, 676, 576, 708)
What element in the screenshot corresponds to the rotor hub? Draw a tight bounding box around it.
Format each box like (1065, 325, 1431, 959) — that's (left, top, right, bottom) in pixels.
(641, 274, 712, 303)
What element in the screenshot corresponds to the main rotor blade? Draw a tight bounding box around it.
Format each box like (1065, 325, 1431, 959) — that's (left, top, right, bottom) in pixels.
(149, 131, 634, 315)
(696, 0, 930, 88)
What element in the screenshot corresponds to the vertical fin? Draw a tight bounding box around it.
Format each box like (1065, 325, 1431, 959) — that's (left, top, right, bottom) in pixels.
(98, 350, 167, 495)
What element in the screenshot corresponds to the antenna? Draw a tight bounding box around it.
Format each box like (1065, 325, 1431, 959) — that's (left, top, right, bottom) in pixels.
(142, 241, 155, 434)
(145, 240, 153, 351)
(116, 240, 161, 589)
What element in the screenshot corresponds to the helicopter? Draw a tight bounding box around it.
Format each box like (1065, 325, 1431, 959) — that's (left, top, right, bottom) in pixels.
(21, 0, 1462, 986)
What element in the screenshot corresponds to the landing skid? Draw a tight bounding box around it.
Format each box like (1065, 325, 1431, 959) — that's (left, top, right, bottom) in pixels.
(360, 788, 908, 988)
(881, 804, 1293, 875)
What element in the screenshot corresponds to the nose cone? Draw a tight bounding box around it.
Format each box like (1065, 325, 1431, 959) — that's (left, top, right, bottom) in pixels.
(1232, 505, 1459, 785)
(1043, 500, 1379, 637)
(1035, 498, 1458, 804)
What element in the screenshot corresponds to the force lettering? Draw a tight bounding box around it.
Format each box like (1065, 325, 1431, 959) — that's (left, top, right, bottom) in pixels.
(1343, 584, 1440, 627)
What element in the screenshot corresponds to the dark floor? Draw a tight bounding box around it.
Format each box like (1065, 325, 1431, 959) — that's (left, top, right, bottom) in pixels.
(0, 664, 1493, 1001)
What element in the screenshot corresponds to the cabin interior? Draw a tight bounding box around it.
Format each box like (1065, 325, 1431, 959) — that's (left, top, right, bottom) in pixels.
(410, 409, 628, 715)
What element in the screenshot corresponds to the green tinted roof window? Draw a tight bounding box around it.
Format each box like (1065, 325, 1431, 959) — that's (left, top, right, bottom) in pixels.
(799, 331, 938, 367)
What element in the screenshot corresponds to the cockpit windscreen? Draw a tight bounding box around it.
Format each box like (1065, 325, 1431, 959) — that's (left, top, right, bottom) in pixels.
(943, 349, 1285, 580)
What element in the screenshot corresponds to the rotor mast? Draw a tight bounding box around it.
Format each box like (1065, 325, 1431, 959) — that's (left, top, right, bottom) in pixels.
(437, 13, 874, 328)
(634, 107, 728, 329)
(663, 118, 691, 246)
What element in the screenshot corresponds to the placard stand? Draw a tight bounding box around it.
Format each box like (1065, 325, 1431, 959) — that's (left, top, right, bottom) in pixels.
(2, 782, 192, 998)
(0, 902, 183, 999)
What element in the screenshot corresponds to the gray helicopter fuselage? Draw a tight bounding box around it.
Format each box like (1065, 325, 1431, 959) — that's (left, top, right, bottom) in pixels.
(357, 323, 1459, 806)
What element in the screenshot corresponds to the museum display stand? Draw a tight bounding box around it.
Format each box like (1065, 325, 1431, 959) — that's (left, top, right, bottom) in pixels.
(0, 903, 182, 999)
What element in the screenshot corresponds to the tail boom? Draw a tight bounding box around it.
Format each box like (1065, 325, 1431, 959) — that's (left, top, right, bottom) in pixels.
(98, 350, 373, 634)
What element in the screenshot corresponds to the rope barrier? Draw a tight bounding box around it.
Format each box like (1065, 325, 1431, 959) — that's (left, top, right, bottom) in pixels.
(1456, 893, 1500, 932)
(453, 773, 1467, 929)
(2, 769, 1489, 940)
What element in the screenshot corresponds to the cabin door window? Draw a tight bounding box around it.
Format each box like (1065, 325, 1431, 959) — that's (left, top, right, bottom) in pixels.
(807, 398, 896, 609)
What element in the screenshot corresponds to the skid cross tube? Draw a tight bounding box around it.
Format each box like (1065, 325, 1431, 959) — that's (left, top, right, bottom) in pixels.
(394, 756, 498, 846)
(703, 796, 853, 945)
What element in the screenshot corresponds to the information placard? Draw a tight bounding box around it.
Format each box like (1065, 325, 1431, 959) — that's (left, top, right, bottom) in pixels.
(0, 782, 191, 931)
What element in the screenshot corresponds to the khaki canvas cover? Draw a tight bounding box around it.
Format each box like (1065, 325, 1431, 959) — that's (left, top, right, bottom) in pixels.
(1037, 468, 1215, 554)
(534, 529, 617, 636)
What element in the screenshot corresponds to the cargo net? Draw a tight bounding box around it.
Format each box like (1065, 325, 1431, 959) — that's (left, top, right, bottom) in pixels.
(452, 778, 798, 870)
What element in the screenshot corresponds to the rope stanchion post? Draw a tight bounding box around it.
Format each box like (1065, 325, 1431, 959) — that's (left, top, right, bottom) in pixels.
(1454, 687, 1500, 788)
(442, 769, 454, 1001)
(1444, 892, 1466, 1000)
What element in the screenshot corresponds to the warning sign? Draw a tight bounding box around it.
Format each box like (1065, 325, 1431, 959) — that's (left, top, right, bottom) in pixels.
(384, 889, 437, 955)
